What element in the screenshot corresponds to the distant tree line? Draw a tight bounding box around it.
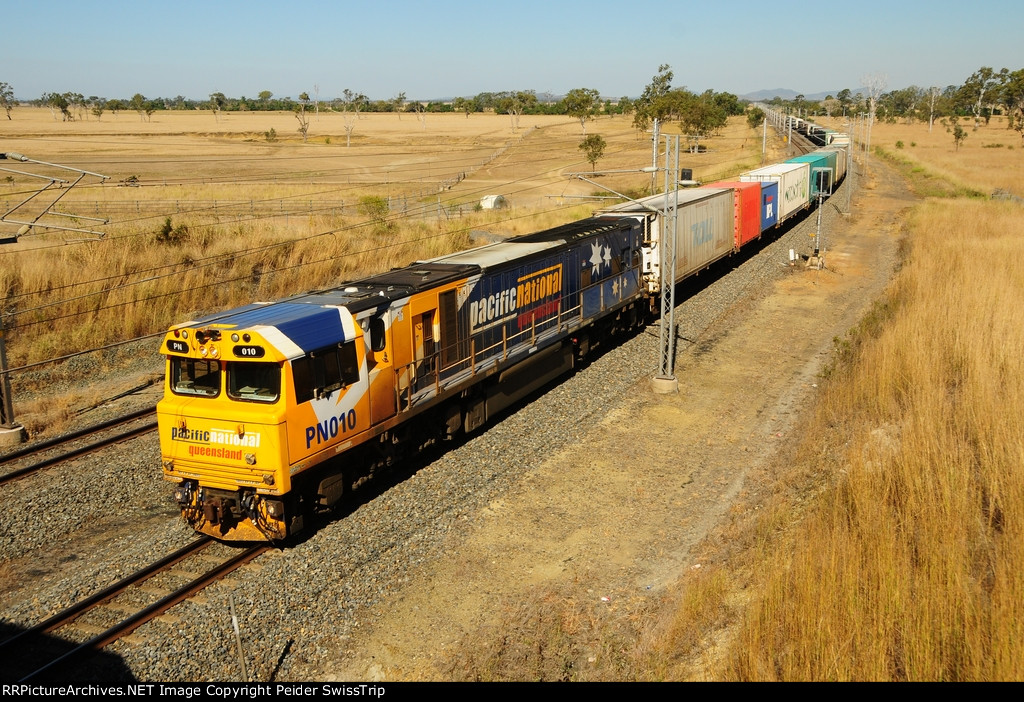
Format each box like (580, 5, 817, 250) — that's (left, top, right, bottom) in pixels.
(8, 64, 1021, 144)
(760, 65, 1024, 142)
(8, 88, 639, 122)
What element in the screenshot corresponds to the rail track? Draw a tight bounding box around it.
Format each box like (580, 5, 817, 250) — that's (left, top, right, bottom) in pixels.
(0, 407, 157, 486)
(0, 536, 270, 682)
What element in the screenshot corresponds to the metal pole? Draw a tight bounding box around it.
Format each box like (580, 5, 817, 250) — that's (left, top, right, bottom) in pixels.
(0, 315, 15, 428)
(650, 118, 659, 195)
(0, 311, 25, 445)
(655, 135, 679, 392)
(229, 594, 249, 683)
(762, 116, 767, 164)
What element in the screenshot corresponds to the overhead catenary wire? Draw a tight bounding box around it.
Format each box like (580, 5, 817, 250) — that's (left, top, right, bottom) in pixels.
(1, 198, 585, 374)
(3, 146, 605, 334)
(3, 138, 640, 317)
(2, 122, 759, 373)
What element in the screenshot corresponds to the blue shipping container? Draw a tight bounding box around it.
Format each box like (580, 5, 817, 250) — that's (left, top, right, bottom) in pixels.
(759, 181, 779, 232)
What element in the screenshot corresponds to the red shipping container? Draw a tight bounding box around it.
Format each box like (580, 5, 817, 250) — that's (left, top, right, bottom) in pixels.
(701, 181, 761, 249)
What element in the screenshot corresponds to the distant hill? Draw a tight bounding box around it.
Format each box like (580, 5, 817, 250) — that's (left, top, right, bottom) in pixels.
(740, 88, 864, 102)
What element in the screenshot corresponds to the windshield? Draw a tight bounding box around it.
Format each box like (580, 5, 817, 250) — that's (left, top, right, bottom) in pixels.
(228, 361, 281, 403)
(171, 359, 221, 397)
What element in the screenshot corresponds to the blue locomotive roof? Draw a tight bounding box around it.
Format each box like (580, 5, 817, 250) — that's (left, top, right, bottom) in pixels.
(185, 302, 351, 352)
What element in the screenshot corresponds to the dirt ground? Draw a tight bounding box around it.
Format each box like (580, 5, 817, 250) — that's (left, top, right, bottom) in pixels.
(310, 158, 915, 681)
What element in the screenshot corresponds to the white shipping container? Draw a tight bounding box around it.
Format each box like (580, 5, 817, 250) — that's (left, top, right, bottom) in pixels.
(739, 162, 810, 223)
(599, 189, 735, 292)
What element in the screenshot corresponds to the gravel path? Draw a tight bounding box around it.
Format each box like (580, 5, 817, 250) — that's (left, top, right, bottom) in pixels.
(0, 179, 855, 682)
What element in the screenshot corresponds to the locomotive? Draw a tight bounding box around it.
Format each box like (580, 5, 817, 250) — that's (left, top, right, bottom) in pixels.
(157, 140, 848, 541)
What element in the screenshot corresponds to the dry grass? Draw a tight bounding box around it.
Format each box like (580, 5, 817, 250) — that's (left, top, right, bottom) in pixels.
(0, 110, 770, 378)
(718, 199, 1024, 681)
(650, 123, 1024, 681)
(821, 115, 1024, 198)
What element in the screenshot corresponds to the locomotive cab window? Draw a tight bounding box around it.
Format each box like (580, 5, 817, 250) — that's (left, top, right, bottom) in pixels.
(369, 317, 386, 353)
(170, 359, 221, 397)
(291, 341, 360, 403)
(227, 361, 281, 403)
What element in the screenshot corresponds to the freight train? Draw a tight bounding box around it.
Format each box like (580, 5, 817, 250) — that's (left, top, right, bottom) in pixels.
(157, 139, 849, 541)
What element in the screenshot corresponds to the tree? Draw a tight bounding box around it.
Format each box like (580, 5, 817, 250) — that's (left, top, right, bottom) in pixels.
(412, 101, 427, 130)
(678, 90, 727, 152)
(393, 91, 406, 118)
(90, 97, 107, 121)
(958, 67, 1000, 129)
(494, 90, 537, 131)
(295, 92, 310, 142)
(926, 86, 943, 132)
(452, 96, 473, 118)
(130, 93, 148, 121)
(884, 86, 925, 124)
(42, 92, 71, 121)
(747, 106, 765, 131)
(793, 94, 806, 116)
(358, 196, 391, 234)
(633, 64, 674, 132)
(339, 88, 367, 146)
(837, 88, 853, 116)
(0, 82, 14, 120)
(860, 72, 888, 151)
(66, 92, 85, 121)
(564, 87, 600, 135)
(943, 116, 968, 151)
(208, 92, 227, 122)
(712, 91, 743, 117)
(258, 90, 273, 103)
(1000, 69, 1024, 140)
(578, 134, 606, 171)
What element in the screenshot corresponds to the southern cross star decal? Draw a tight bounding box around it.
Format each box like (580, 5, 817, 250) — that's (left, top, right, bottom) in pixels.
(589, 242, 603, 276)
(590, 242, 613, 277)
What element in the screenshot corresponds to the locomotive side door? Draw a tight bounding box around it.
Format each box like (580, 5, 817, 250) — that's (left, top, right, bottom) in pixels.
(365, 312, 396, 425)
(412, 309, 436, 391)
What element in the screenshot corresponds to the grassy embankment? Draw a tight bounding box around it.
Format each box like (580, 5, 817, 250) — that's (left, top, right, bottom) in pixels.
(657, 118, 1024, 680)
(448, 117, 1024, 681)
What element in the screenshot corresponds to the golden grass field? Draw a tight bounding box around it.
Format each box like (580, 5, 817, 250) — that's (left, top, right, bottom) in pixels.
(0, 108, 773, 379)
(652, 118, 1024, 681)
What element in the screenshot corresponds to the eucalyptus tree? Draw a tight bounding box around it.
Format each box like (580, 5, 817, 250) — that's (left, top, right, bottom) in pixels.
(494, 90, 537, 131)
(564, 87, 600, 135)
(0, 82, 14, 119)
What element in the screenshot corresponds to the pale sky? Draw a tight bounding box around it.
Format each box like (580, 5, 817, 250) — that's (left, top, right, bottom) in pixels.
(3, 0, 1021, 102)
